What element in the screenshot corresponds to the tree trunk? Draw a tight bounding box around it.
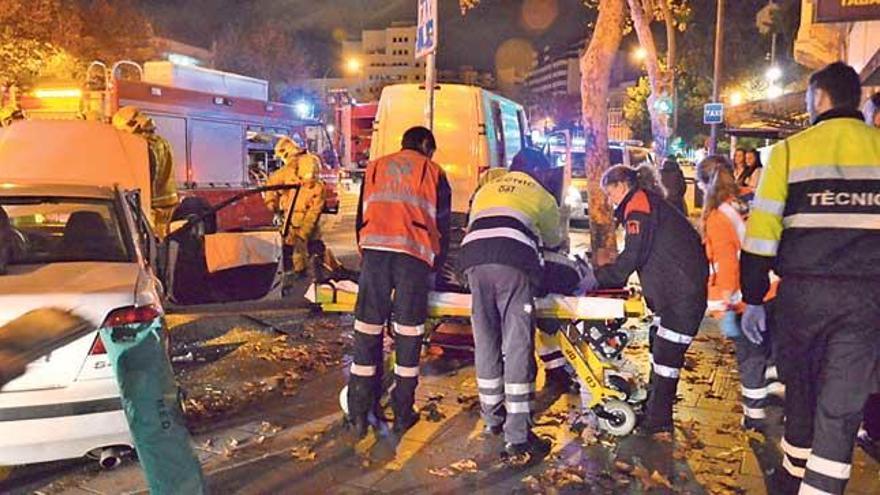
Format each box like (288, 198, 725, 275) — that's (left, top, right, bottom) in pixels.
(627, 0, 673, 158)
(581, 0, 626, 265)
(660, 0, 678, 135)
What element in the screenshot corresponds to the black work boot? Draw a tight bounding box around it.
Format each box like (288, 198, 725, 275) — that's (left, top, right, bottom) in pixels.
(501, 431, 552, 465)
(392, 409, 420, 434)
(544, 367, 576, 394)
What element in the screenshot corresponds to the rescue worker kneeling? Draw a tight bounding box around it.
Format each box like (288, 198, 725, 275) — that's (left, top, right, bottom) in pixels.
(459, 148, 561, 461)
(347, 127, 452, 438)
(594, 165, 708, 439)
(264, 136, 324, 282)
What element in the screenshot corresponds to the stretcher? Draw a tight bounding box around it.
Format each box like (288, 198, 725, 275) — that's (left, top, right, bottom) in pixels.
(308, 280, 650, 436)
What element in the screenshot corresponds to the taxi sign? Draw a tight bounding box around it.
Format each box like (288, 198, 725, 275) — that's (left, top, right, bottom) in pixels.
(704, 103, 724, 125)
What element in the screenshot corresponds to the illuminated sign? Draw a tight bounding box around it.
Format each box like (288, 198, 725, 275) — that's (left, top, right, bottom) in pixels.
(416, 0, 438, 58)
(815, 0, 880, 23)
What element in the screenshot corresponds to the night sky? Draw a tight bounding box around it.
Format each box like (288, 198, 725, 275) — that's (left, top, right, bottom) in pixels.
(141, 0, 596, 72)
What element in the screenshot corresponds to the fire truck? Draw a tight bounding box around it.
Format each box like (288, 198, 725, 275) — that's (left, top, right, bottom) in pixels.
(6, 61, 340, 231)
(334, 102, 378, 170)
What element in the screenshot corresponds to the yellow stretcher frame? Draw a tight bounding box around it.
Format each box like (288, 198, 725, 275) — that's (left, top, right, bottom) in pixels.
(310, 281, 649, 436)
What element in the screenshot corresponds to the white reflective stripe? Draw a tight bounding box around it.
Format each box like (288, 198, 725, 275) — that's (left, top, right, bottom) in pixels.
(470, 207, 539, 238)
(765, 365, 779, 380)
(657, 326, 694, 345)
(477, 377, 503, 389)
(394, 364, 419, 378)
(788, 165, 880, 183)
(505, 401, 532, 414)
(479, 393, 504, 405)
(751, 196, 786, 218)
(354, 320, 384, 335)
(797, 482, 833, 495)
(393, 322, 425, 336)
(741, 386, 768, 400)
(766, 381, 786, 397)
(542, 357, 567, 370)
(781, 437, 812, 460)
(743, 236, 779, 256)
(783, 213, 880, 230)
(360, 234, 435, 264)
(462, 227, 538, 253)
(743, 405, 766, 419)
(783, 456, 806, 478)
(651, 358, 680, 379)
(350, 363, 376, 376)
(719, 202, 747, 241)
(505, 382, 535, 395)
(806, 454, 851, 480)
(363, 191, 437, 218)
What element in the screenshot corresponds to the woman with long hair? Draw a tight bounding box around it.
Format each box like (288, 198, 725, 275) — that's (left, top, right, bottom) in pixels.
(697, 155, 780, 432)
(732, 148, 747, 184)
(739, 149, 764, 196)
(593, 164, 708, 439)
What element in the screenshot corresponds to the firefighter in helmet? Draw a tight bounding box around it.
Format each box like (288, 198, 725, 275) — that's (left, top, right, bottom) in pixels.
(264, 136, 325, 282)
(111, 106, 179, 239)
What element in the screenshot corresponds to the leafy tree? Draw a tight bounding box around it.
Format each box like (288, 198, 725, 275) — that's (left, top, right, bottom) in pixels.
(214, 21, 312, 99)
(0, 0, 154, 87)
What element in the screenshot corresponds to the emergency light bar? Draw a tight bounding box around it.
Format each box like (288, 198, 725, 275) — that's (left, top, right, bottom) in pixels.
(33, 88, 82, 99)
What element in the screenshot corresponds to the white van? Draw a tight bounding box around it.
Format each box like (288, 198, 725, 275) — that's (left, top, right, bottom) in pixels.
(370, 84, 530, 213)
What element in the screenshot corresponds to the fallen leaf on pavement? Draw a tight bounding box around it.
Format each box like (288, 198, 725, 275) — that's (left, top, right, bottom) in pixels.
(449, 459, 478, 473)
(614, 460, 633, 473)
(290, 446, 316, 462)
(428, 467, 456, 477)
(650, 470, 673, 489)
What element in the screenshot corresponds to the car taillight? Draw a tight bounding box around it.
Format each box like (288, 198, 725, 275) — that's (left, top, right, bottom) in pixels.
(89, 335, 107, 355)
(101, 304, 163, 328)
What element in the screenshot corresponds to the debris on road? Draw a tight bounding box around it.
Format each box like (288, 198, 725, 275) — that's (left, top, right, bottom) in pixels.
(291, 446, 317, 462)
(428, 458, 477, 477)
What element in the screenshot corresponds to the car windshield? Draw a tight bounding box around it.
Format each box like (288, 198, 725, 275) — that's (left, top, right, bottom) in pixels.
(0, 197, 132, 265)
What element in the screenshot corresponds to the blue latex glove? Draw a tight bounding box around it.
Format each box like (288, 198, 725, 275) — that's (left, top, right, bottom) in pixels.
(720, 310, 741, 339)
(741, 304, 767, 345)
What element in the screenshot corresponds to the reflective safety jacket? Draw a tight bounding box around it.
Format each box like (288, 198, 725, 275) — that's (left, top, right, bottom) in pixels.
(705, 199, 776, 314)
(459, 171, 562, 284)
(356, 149, 452, 269)
(741, 109, 880, 304)
(145, 134, 179, 210)
(264, 153, 321, 215)
(595, 188, 707, 312)
(289, 180, 325, 243)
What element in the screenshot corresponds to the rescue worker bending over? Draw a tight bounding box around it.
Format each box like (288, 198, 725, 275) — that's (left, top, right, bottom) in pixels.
(595, 164, 708, 439)
(111, 106, 179, 240)
(347, 126, 451, 438)
(469, 167, 573, 395)
(264, 136, 323, 281)
(740, 62, 880, 495)
(459, 148, 561, 461)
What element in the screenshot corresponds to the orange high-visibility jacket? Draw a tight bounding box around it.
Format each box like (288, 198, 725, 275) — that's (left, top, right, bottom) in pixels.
(705, 200, 776, 314)
(357, 149, 451, 268)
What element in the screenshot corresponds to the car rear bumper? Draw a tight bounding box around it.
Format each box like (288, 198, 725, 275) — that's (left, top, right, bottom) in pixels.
(0, 381, 131, 465)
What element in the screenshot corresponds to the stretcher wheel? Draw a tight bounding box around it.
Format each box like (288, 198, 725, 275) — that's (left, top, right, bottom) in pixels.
(339, 385, 349, 415)
(598, 399, 637, 436)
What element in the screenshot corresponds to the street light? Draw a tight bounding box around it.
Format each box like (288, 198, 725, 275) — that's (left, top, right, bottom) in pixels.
(345, 57, 363, 75)
(765, 65, 782, 83)
(729, 90, 744, 106)
(632, 46, 648, 63)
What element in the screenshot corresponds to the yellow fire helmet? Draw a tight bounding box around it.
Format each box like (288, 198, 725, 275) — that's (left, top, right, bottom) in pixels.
(111, 106, 143, 133)
(297, 154, 321, 182)
(274, 136, 303, 165)
(134, 114, 156, 134)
